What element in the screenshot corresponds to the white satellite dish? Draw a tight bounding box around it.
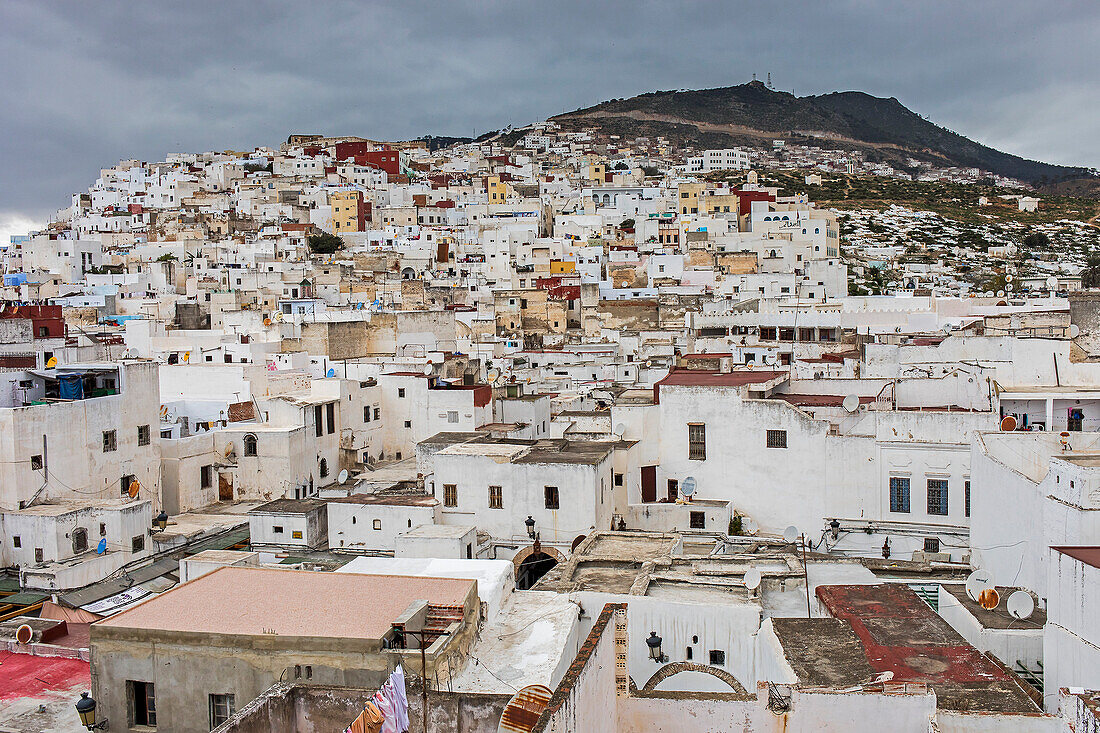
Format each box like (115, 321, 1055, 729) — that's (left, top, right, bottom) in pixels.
(1070, 324, 1081, 338)
(965, 568, 995, 602)
(782, 525, 800, 543)
(422, 362, 434, 375)
(613, 423, 626, 437)
(744, 566, 762, 591)
(1004, 274, 1013, 283)
(681, 476, 697, 498)
(1046, 276, 1058, 289)
(224, 442, 235, 458)
(842, 394, 860, 413)
(1007, 590, 1035, 620)
(996, 290, 1005, 298)
(1005, 283, 1014, 292)
(487, 368, 500, 383)
(338, 469, 349, 483)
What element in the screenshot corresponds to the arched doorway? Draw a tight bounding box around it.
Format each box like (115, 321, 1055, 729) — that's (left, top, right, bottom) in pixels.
(513, 543, 564, 590)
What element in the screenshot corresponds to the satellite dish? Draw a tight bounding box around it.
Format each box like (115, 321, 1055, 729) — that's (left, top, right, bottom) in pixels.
(338, 469, 349, 483)
(1046, 276, 1058, 289)
(498, 684, 553, 733)
(263, 318, 272, 326)
(1000, 415, 1018, 432)
(1004, 274, 1014, 283)
(1070, 324, 1081, 338)
(744, 566, 762, 591)
(965, 569, 995, 602)
(487, 368, 500, 383)
(183, 351, 191, 363)
(978, 587, 1000, 611)
(224, 442, 235, 458)
(996, 290, 1005, 298)
(46, 356, 57, 368)
(274, 311, 284, 322)
(159, 404, 169, 418)
(97, 538, 107, 555)
(842, 394, 860, 413)
(613, 423, 626, 437)
(423, 363, 434, 375)
(783, 525, 800, 543)
(1007, 590, 1035, 620)
(681, 476, 697, 497)
(128, 480, 141, 498)
(15, 624, 33, 644)
(326, 368, 336, 378)
(1006, 283, 1014, 292)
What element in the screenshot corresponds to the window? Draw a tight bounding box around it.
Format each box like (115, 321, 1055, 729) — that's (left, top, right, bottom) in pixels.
(314, 405, 323, 436)
(326, 403, 335, 434)
(127, 680, 157, 727)
(119, 474, 136, 496)
(200, 464, 213, 489)
(404, 420, 412, 429)
(13, 536, 20, 548)
(686, 647, 693, 660)
(292, 530, 303, 539)
(131, 535, 145, 553)
(447, 410, 459, 424)
(319, 458, 329, 478)
(273, 525, 283, 534)
(30, 454, 42, 470)
(927, 479, 949, 516)
(100, 522, 106, 536)
(965, 480, 971, 518)
(209, 693, 236, 729)
(889, 477, 911, 513)
(444, 484, 457, 507)
(544, 486, 560, 510)
(690, 511, 706, 529)
(614, 473, 623, 487)
(709, 650, 725, 666)
(364, 406, 371, 423)
(489, 485, 503, 509)
(688, 423, 706, 460)
(374, 407, 381, 421)
(244, 434, 257, 456)
(924, 538, 941, 554)
(102, 430, 117, 452)
(766, 430, 787, 449)
(398, 388, 406, 398)
(373, 519, 382, 530)
(138, 424, 150, 446)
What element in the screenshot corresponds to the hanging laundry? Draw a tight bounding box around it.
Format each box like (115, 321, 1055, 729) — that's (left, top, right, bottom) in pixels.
(390, 665, 410, 732)
(374, 689, 397, 733)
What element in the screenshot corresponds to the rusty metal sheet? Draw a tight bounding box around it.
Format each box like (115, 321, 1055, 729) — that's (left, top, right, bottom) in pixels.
(498, 684, 552, 733)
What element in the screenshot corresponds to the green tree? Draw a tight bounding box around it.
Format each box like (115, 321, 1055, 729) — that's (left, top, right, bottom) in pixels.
(1082, 253, 1100, 289)
(1023, 232, 1050, 250)
(307, 232, 345, 254)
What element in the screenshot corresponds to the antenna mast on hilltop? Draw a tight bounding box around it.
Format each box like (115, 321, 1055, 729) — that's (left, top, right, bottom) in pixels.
(767, 72, 772, 88)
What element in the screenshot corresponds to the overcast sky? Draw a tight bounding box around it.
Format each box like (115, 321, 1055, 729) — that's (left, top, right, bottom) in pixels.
(2, 0, 1098, 239)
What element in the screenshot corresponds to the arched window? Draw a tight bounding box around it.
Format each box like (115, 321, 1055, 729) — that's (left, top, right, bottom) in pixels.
(319, 458, 329, 478)
(243, 434, 257, 457)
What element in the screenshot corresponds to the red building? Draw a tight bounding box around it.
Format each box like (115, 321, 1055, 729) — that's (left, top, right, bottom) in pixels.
(333, 142, 402, 176)
(0, 303, 65, 339)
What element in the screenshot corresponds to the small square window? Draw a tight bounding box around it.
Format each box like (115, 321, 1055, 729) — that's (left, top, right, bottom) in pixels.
(131, 535, 145, 553)
(404, 420, 412, 428)
(30, 455, 42, 470)
(709, 649, 725, 666)
(544, 486, 560, 510)
(102, 430, 117, 452)
(373, 519, 382, 530)
(444, 484, 457, 508)
(690, 511, 705, 529)
(273, 525, 284, 534)
(489, 485, 503, 509)
(447, 411, 459, 424)
(614, 473, 623, 487)
(292, 530, 303, 539)
(137, 424, 150, 446)
(924, 538, 940, 554)
(12, 536, 20, 548)
(398, 388, 406, 398)
(766, 430, 787, 449)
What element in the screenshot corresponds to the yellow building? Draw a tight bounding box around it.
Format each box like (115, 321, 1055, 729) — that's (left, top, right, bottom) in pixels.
(331, 190, 366, 233)
(588, 162, 606, 182)
(704, 192, 739, 215)
(487, 175, 508, 204)
(678, 182, 704, 215)
(549, 260, 576, 274)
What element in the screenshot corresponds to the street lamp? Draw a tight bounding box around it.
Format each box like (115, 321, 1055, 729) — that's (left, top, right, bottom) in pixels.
(525, 516, 536, 539)
(153, 511, 169, 531)
(646, 631, 667, 663)
(76, 692, 107, 730)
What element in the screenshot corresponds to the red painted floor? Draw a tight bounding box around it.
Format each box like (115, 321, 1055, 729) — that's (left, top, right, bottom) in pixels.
(0, 652, 90, 702)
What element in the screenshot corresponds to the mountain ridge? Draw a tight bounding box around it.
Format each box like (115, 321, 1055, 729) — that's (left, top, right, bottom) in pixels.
(548, 81, 1094, 185)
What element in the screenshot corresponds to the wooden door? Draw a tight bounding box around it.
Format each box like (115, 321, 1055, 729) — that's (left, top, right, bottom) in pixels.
(641, 465, 657, 503)
(218, 472, 234, 501)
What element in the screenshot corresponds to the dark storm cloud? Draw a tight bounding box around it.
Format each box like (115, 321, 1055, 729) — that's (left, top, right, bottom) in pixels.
(2, 0, 1098, 231)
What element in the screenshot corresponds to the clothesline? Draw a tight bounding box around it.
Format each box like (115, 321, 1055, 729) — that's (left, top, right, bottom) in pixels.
(344, 664, 411, 733)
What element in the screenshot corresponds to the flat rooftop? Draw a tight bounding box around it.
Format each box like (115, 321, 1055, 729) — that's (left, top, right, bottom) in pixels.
(941, 585, 1045, 630)
(812, 584, 1040, 713)
(250, 498, 325, 514)
(94, 567, 473, 640)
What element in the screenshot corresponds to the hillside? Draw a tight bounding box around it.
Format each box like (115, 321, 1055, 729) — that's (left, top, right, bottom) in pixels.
(551, 82, 1094, 185)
